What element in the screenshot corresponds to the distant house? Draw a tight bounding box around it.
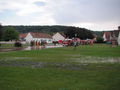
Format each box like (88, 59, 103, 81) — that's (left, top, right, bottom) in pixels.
(103, 32, 112, 42)
(52, 32, 66, 41)
(19, 33, 28, 41)
(20, 32, 53, 43)
(117, 26, 120, 45)
(103, 26, 120, 45)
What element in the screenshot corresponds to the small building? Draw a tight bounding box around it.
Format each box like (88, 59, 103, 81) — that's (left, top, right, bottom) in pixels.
(20, 32, 53, 43)
(52, 32, 66, 41)
(117, 26, 120, 45)
(103, 26, 120, 45)
(103, 32, 111, 42)
(118, 32, 120, 45)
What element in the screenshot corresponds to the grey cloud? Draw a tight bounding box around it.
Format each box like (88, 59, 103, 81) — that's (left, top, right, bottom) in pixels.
(52, 0, 120, 24)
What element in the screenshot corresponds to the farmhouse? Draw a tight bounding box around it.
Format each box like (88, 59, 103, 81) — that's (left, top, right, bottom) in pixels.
(20, 32, 53, 43)
(52, 32, 66, 41)
(103, 26, 120, 45)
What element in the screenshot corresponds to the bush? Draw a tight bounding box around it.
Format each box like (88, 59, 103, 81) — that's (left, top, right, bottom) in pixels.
(53, 41, 58, 45)
(14, 41, 22, 47)
(30, 41, 35, 46)
(96, 37, 104, 43)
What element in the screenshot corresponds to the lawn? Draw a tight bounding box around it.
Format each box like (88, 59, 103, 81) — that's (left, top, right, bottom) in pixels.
(0, 44, 120, 90)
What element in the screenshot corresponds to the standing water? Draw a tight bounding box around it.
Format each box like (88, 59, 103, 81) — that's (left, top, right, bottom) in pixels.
(0, 45, 63, 52)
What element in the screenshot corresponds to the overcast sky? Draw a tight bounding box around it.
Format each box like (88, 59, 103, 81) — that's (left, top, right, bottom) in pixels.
(0, 0, 120, 31)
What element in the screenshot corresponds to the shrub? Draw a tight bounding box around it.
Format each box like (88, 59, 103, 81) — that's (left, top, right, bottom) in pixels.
(14, 41, 22, 47)
(30, 41, 35, 46)
(96, 37, 104, 43)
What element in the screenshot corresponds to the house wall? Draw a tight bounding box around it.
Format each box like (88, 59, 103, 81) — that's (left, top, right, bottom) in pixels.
(45, 38, 53, 43)
(118, 32, 120, 45)
(33, 38, 53, 43)
(25, 33, 33, 43)
(52, 32, 65, 41)
(23, 33, 53, 43)
(103, 33, 106, 41)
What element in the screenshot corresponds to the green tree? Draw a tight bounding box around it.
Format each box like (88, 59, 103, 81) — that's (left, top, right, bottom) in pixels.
(3, 27, 19, 41)
(0, 23, 3, 41)
(64, 27, 94, 39)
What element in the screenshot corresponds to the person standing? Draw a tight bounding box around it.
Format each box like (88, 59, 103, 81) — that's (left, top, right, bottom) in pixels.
(73, 38, 77, 50)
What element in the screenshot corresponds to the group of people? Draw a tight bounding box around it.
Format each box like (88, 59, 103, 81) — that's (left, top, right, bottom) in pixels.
(30, 40, 47, 47)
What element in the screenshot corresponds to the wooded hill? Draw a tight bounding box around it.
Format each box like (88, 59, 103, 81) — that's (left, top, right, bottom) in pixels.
(3, 25, 103, 39)
(4, 25, 68, 34)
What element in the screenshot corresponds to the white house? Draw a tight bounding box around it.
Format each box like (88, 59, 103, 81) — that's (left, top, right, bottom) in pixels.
(118, 32, 120, 45)
(103, 32, 112, 42)
(20, 32, 53, 43)
(52, 32, 66, 41)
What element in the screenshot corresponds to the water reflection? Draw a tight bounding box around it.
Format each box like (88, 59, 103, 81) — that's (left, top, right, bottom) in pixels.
(0, 45, 63, 52)
(24, 45, 63, 50)
(24, 46, 44, 50)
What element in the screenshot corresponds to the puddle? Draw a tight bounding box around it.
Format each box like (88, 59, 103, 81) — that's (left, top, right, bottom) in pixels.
(24, 45, 63, 50)
(0, 57, 120, 70)
(69, 56, 120, 63)
(0, 61, 83, 70)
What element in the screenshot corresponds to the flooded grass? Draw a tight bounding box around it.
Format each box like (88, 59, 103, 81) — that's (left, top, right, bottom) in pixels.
(0, 44, 120, 90)
(69, 56, 120, 64)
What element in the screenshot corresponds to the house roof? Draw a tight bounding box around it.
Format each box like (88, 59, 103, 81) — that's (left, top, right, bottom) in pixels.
(30, 32, 52, 38)
(20, 32, 52, 39)
(53, 32, 66, 38)
(19, 33, 28, 38)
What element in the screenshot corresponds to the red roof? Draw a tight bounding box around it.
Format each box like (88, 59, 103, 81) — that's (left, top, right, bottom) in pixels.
(20, 32, 52, 39)
(19, 33, 28, 38)
(30, 32, 52, 38)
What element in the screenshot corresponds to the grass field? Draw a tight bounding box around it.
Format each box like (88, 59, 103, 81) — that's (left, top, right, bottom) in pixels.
(0, 44, 120, 90)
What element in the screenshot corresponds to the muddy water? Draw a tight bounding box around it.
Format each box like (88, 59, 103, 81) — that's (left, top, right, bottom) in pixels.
(0, 61, 84, 70)
(0, 60, 119, 70)
(0, 45, 63, 52)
